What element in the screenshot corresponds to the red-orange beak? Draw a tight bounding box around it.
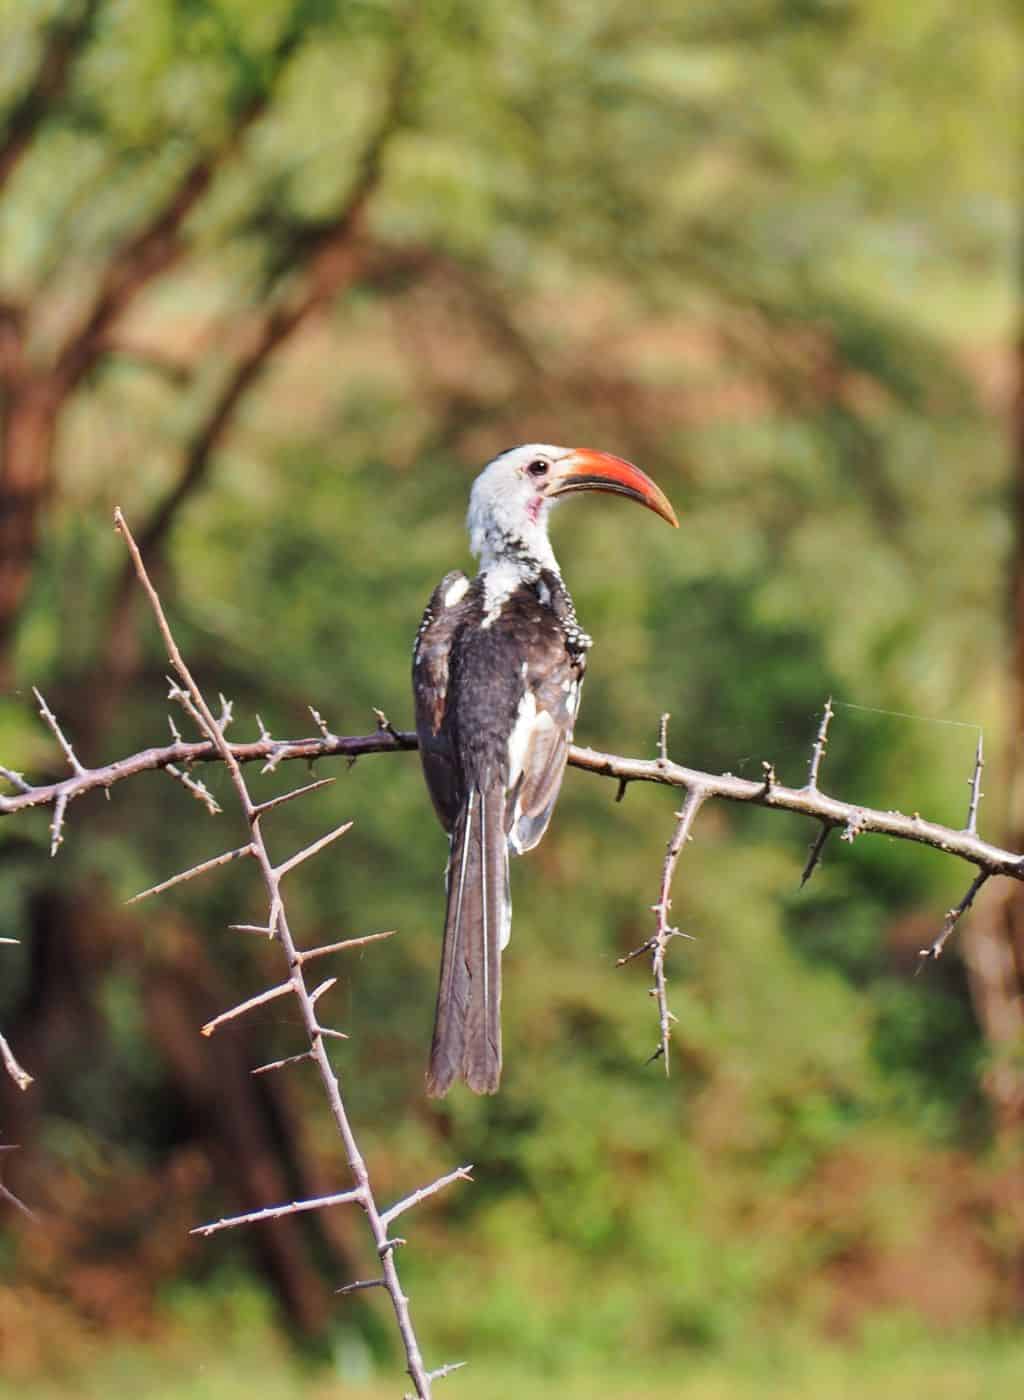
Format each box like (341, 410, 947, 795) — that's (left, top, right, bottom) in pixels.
(548, 449, 679, 529)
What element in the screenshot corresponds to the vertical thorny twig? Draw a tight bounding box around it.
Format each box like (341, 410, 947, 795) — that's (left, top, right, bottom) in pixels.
(114, 509, 467, 1398)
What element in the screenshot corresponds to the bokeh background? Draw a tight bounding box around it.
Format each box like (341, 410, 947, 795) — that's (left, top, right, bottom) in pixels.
(0, 1, 1020, 1395)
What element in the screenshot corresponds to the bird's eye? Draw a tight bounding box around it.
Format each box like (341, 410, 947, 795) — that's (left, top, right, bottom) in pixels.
(526, 459, 549, 478)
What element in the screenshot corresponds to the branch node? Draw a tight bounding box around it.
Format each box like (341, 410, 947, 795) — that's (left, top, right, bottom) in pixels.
(378, 1236, 408, 1258)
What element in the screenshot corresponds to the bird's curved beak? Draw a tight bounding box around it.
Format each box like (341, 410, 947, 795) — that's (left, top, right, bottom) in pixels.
(548, 449, 679, 528)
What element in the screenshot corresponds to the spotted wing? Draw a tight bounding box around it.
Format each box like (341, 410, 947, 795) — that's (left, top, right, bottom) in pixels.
(413, 571, 471, 833)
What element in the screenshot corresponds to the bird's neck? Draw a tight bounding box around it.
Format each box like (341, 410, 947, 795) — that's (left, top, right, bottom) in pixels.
(475, 526, 561, 627)
(475, 521, 560, 579)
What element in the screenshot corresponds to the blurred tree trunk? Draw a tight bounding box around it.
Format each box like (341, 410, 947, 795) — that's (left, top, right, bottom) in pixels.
(963, 245, 1024, 1155)
(0, 374, 61, 679)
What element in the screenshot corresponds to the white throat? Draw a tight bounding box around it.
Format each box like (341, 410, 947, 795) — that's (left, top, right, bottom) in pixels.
(468, 496, 562, 628)
(468, 498, 560, 576)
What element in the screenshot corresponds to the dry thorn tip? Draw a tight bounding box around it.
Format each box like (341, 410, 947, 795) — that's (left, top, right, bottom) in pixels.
(126, 842, 254, 904)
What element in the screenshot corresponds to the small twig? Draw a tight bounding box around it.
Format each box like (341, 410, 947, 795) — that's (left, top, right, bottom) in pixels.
(191, 1186, 364, 1238)
(966, 733, 984, 835)
(806, 697, 834, 791)
(308, 976, 337, 1007)
(126, 842, 254, 904)
(48, 790, 69, 857)
(917, 870, 991, 968)
(615, 777, 629, 803)
(201, 979, 294, 1037)
(616, 938, 655, 967)
(657, 712, 670, 762)
(251, 777, 335, 818)
(761, 760, 777, 795)
(0, 765, 31, 794)
(336, 1277, 386, 1296)
(33, 687, 86, 775)
(309, 706, 333, 739)
(274, 821, 353, 880)
(0, 1177, 38, 1221)
(296, 930, 395, 964)
(373, 706, 401, 741)
(380, 1166, 474, 1229)
(425, 1362, 467, 1384)
(251, 1051, 315, 1076)
(165, 763, 222, 815)
(216, 694, 234, 733)
(800, 824, 833, 889)
(0, 1032, 33, 1092)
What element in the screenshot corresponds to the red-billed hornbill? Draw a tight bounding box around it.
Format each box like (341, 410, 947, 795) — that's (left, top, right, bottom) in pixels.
(414, 444, 678, 1095)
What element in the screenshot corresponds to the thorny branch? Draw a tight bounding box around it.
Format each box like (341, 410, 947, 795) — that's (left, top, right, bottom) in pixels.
(87, 511, 469, 1398)
(3, 680, 1013, 1092)
(644, 789, 705, 1072)
(3, 725, 1018, 881)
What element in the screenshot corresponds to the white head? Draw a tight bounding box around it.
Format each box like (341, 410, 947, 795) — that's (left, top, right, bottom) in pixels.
(466, 442, 679, 572)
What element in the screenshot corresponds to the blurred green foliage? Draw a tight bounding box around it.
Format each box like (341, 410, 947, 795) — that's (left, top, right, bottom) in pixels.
(0, 0, 1018, 1385)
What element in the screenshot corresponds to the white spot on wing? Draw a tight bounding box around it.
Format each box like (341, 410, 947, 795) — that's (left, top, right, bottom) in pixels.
(506, 691, 537, 785)
(443, 576, 470, 608)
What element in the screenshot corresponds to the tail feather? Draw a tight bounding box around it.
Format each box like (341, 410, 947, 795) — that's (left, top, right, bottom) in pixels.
(426, 783, 508, 1096)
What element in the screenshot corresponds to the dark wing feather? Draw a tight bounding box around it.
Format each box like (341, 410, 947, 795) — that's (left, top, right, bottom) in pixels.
(413, 571, 469, 833)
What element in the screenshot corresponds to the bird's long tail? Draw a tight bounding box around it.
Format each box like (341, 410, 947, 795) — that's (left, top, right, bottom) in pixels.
(426, 782, 509, 1096)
